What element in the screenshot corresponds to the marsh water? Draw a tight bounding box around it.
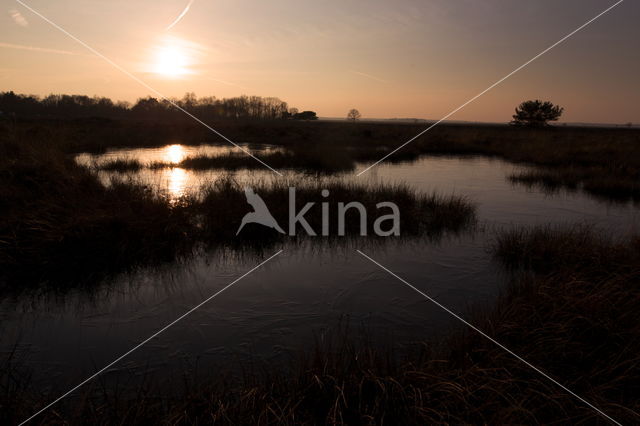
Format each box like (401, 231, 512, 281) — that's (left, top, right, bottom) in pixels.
(2, 144, 639, 391)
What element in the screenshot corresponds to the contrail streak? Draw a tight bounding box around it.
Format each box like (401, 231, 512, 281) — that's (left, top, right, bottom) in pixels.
(0, 42, 77, 55)
(350, 70, 387, 83)
(166, 0, 195, 31)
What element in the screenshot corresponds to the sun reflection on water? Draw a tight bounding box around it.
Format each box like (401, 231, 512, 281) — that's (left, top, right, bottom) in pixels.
(78, 143, 285, 201)
(164, 144, 186, 164)
(166, 167, 188, 199)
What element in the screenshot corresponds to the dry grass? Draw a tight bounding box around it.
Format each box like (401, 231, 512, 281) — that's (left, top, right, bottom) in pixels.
(97, 158, 144, 172)
(0, 136, 195, 289)
(194, 177, 476, 245)
(509, 167, 640, 202)
(176, 151, 353, 173)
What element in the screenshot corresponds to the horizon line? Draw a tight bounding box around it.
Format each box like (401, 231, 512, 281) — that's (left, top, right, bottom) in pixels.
(1, 90, 636, 127)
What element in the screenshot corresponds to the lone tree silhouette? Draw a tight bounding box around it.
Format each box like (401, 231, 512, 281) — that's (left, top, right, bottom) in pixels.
(511, 100, 563, 127)
(347, 108, 361, 122)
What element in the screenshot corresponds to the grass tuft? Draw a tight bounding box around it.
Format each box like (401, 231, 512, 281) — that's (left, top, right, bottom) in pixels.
(98, 158, 144, 172)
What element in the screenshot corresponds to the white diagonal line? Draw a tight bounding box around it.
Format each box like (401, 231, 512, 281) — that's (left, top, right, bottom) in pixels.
(357, 0, 624, 176)
(356, 250, 622, 426)
(15, 0, 282, 177)
(19, 249, 284, 425)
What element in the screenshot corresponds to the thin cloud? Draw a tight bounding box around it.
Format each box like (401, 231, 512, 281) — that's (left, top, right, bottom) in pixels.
(350, 70, 387, 83)
(0, 42, 78, 56)
(9, 8, 28, 27)
(166, 0, 195, 31)
(207, 76, 248, 90)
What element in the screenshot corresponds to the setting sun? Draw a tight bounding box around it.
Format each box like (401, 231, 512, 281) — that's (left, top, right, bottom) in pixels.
(152, 40, 192, 78)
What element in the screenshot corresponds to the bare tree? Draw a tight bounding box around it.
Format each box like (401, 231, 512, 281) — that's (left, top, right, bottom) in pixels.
(347, 108, 361, 122)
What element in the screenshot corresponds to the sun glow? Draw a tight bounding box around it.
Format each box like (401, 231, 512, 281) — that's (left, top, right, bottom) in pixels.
(152, 40, 192, 78)
(144, 35, 208, 79)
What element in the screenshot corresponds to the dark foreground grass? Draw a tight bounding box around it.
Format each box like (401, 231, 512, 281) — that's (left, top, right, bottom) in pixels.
(0, 141, 195, 289)
(3, 226, 639, 424)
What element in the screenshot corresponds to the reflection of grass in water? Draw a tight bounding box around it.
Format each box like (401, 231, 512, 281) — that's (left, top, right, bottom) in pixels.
(5, 226, 640, 423)
(0, 133, 476, 293)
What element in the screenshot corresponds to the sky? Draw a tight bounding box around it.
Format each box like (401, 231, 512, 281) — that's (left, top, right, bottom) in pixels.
(1, 0, 638, 123)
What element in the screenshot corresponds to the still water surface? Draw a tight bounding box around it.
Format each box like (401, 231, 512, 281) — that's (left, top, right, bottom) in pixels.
(1, 144, 638, 390)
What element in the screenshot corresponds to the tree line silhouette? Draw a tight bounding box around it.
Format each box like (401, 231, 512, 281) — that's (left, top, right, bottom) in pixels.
(0, 91, 318, 121)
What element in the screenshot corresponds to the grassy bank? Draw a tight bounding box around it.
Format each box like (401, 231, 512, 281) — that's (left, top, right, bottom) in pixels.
(4, 225, 639, 424)
(132, 150, 353, 173)
(509, 167, 639, 202)
(0, 137, 195, 289)
(196, 177, 475, 244)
